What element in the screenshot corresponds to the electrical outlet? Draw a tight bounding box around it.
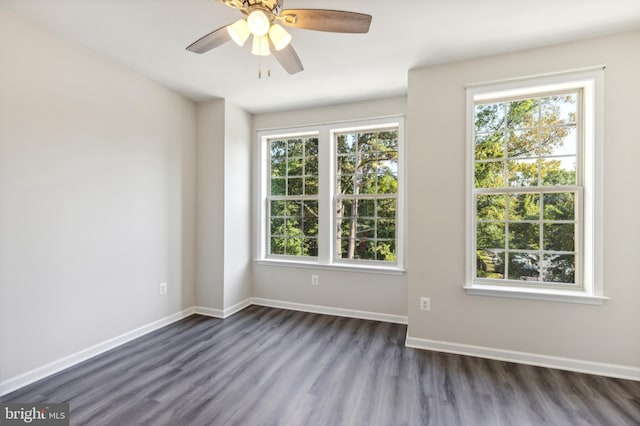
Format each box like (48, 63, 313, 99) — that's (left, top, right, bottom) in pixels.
(160, 282, 167, 295)
(311, 275, 319, 285)
(420, 297, 430, 311)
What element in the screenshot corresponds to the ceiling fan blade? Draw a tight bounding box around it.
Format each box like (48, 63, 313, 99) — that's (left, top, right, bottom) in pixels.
(270, 42, 304, 74)
(186, 25, 231, 54)
(279, 9, 372, 33)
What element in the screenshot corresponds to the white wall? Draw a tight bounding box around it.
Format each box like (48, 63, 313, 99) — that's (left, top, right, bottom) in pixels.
(195, 99, 225, 310)
(407, 31, 640, 368)
(195, 99, 252, 312)
(0, 8, 197, 382)
(223, 102, 252, 309)
(252, 97, 408, 317)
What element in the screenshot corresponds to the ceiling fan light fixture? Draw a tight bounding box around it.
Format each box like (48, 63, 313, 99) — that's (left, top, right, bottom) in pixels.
(227, 19, 251, 46)
(251, 35, 271, 56)
(268, 24, 291, 51)
(247, 9, 270, 37)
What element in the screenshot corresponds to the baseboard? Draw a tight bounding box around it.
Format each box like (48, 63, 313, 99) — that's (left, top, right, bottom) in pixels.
(405, 335, 640, 381)
(194, 298, 252, 319)
(252, 297, 408, 324)
(0, 307, 196, 397)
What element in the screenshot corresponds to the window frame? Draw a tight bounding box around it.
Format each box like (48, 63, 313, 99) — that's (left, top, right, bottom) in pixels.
(256, 117, 405, 274)
(464, 69, 606, 305)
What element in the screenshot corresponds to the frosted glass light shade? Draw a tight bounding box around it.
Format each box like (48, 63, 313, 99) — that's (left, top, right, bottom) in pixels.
(268, 24, 291, 51)
(247, 9, 270, 36)
(251, 35, 270, 56)
(227, 19, 251, 46)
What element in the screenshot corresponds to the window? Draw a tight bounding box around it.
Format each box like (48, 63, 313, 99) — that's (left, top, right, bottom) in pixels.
(335, 128, 398, 262)
(465, 70, 605, 304)
(267, 135, 319, 257)
(257, 118, 404, 273)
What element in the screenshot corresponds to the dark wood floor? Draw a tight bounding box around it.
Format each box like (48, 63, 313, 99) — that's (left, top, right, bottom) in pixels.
(2, 306, 639, 425)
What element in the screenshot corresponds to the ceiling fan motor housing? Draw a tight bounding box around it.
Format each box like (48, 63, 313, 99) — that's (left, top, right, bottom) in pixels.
(242, 0, 282, 15)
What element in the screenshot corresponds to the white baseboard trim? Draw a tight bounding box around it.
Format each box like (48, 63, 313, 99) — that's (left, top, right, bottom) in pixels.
(0, 307, 196, 397)
(194, 298, 252, 319)
(252, 297, 408, 324)
(406, 335, 640, 381)
(193, 306, 225, 318)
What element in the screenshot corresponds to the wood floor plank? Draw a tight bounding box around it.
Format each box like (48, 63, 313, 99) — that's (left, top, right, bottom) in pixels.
(2, 305, 639, 425)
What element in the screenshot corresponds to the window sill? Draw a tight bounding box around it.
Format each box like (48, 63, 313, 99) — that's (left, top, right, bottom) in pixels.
(464, 284, 608, 305)
(255, 259, 405, 276)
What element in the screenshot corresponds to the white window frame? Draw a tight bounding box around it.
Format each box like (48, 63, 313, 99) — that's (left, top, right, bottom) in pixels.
(464, 68, 607, 305)
(256, 117, 405, 274)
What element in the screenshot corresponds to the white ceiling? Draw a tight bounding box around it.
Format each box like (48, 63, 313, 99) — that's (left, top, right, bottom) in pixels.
(3, 0, 640, 113)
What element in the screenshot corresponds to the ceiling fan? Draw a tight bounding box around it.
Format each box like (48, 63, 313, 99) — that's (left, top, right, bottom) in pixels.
(186, 0, 372, 75)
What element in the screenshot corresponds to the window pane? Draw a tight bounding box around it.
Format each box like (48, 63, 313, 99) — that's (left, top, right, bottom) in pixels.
(377, 198, 396, 219)
(285, 237, 305, 256)
(271, 200, 286, 216)
(285, 200, 302, 217)
(377, 219, 395, 239)
(542, 254, 575, 284)
(354, 239, 375, 260)
(337, 175, 354, 195)
(378, 130, 398, 151)
(376, 241, 396, 262)
(304, 177, 318, 195)
(359, 171, 377, 194)
(357, 219, 376, 238)
(508, 158, 538, 187)
(476, 249, 505, 279)
(541, 94, 577, 125)
(475, 103, 506, 133)
(475, 161, 505, 188)
(476, 222, 505, 249)
(477, 194, 506, 221)
(303, 238, 318, 257)
(287, 157, 302, 176)
(270, 140, 286, 161)
(377, 173, 398, 194)
(508, 193, 540, 220)
(359, 133, 376, 153)
(542, 126, 577, 157)
(541, 157, 576, 186)
(507, 99, 539, 129)
(305, 138, 319, 157)
(358, 199, 375, 217)
(508, 253, 540, 281)
(336, 217, 352, 240)
(475, 132, 505, 160)
(302, 201, 318, 237)
(337, 155, 356, 175)
(287, 139, 303, 157)
(337, 199, 352, 219)
(507, 129, 538, 158)
(543, 223, 575, 251)
(271, 178, 286, 196)
(270, 237, 285, 255)
(543, 192, 575, 221)
(287, 178, 303, 196)
(337, 134, 356, 154)
(271, 155, 286, 177)
(305, 155, 318, 176)
(509, 223, 540, 250)
(270, 218, 284, 237)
